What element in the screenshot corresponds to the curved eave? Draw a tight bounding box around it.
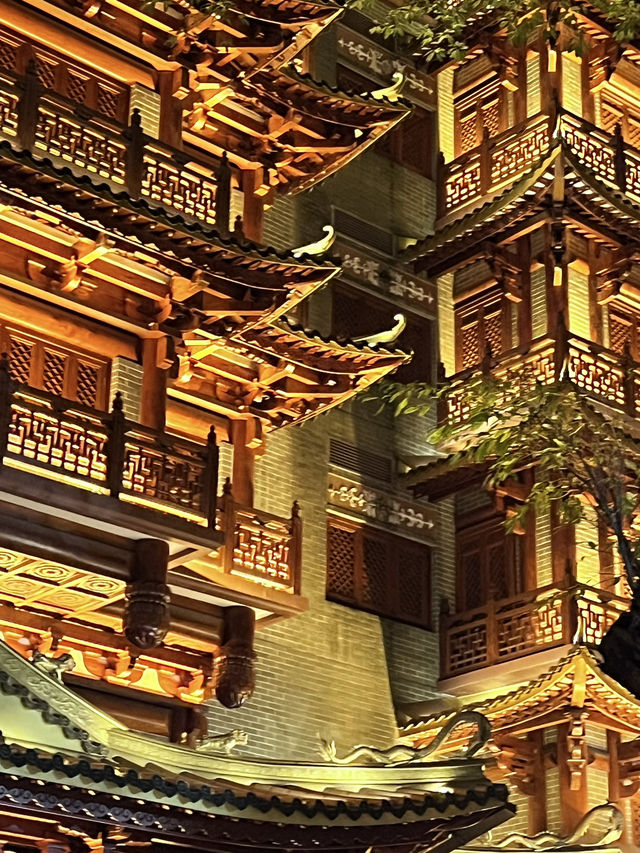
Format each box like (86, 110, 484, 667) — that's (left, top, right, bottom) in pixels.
(404, 144, 560, 266)
(288, 107, 408, 195)
(0, 141, 336, 280)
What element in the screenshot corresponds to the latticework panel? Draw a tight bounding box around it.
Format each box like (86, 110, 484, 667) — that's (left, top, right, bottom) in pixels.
(361, 535, 388, 609)
(43, 351, 66, 396)
(122, 440, 206, 512)
(0, 39, 18, 72)
(488, 540, 508, 598)
(459, 112, 477, 152)
(76, 363, 99, 407)
(609, 314, 631, 354)
(7, 340, 33, 384)
(67, 72, 88, 105)
(36, 59, 56, 89)
(484, 311, 503, 358)
(483, 99, 500, 137)
(397, 545, 428, 623)
(97, 86, 120, 119)
(447, 623, 488, 673)
(461, 322, 480, 368)
(327, 524, 356, 600)
(461, 550, 483, 610)
(601, 101, 621, 134)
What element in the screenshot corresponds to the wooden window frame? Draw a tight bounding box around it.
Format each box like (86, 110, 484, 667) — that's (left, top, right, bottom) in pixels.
(326, 517, 432, 629)
(0, 324, 110, 409)
(454, 287, 513, 372)
(454, 80, 506, 157)
(456, 514, 522, 612)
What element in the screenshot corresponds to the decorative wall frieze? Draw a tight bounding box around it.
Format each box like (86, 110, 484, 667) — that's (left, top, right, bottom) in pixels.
(336, 241, 437, 316)
(327, 472, 436, 541)
(336, 26, 435, 108)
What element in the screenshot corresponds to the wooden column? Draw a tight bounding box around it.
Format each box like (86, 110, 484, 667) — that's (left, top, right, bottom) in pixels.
(242, 169, 265, 243)
(140, 336, 169, 430)
(528, 729, 547, 834)
(232, 419, 255, 507)
(157, 69, 183, 149)
(551, 502, 576, 584)
(557, 721, 588, 834)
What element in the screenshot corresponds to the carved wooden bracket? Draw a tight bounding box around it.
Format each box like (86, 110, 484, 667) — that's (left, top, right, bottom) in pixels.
(124, 539, 171, 650)
(215, 605, 256, 708)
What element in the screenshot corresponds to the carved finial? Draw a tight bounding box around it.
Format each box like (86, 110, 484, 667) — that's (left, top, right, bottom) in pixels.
(112, 391, 124, 412)
(233, 215, 244, 239)
(223, 476, 232, 495)
(207, 425, 217, 443)
(130, 107, 142, 129)
(291, 500, 300, 518)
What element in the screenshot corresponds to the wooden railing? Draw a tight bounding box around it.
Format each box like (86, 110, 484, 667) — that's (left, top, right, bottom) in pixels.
(440, 581, 628, 678)
(443, 327, 639, 424)
(0, 353, 219, 526)
(216, 483, 302, 593)
(0, 64, 227, 231)
(439, 108, 640, 217)
(439, 112, 550, 217)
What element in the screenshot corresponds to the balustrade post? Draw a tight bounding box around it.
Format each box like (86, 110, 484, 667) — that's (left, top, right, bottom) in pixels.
(16, 59, 41, 152)
(289, 500, 302, 595)
(202, 425, 219, 529)
(124, 108, 145, 199)
(214, 152, 231, 238)
(622, 342, 636, 417)
(436, 152, 446, 219)
(0, 353, 14, 464)
(220, 478, 236, 574)
(486, 593, 498, 666)
(479, 127, 491, 195)
(553, 311, 569, 380)
(106, 392, 126, 497)
(614, 123, 627, 193)
(439, 597, 451, 678)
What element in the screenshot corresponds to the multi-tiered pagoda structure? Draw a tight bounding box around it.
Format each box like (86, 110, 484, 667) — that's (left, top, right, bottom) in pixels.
(403, 5, 640, 849)
(0, 0, 515, 849)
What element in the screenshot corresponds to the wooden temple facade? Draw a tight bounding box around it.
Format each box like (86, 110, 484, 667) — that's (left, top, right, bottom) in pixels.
(402, 6, 640, 853)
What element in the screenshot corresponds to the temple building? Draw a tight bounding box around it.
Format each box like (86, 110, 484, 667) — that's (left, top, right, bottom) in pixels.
(0, 0, 518, 848)
(400, 5, 640, 853)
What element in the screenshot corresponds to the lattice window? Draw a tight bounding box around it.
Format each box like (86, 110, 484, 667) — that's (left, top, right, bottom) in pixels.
(601, 101, 621, 134)
(97, 85, 120, 119)
(608, 307, 638, 358)
(327, 524, 356, 600)
(327, 519, 431, 628)
(483, 99, 500, 137)
(0, 325, 108, 409)
(459, 111, 477, 153)
(332, 285, 434, 383)
(456, 294, 506, 371)
(0, 39, 18, 72)
(457, 516, 521, 610)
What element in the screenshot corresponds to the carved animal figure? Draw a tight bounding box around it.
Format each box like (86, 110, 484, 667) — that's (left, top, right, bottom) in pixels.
(31, 651, 75, 681)
(195, 729, 249, 755)
(320, 711, 490, 765)
(474, 804, 623, 849)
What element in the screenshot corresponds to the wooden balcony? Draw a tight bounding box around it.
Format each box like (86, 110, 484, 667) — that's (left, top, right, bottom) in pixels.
(438, 108, 640, 219)
(0, 66, 221, 227)
(443, 330, 639, 425)
(440, 581, 628, 679)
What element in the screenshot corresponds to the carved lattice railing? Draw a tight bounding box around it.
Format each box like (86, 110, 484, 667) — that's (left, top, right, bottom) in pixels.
(0, 68, 220, 228)
(440, 582, 628, 678)
(215, 483, 302, 593)
(443, 330, 637, 425)
(0, 357, 219, 527)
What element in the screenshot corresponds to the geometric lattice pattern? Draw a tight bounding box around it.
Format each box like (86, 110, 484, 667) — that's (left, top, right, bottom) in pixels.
(327, 520, 431, 627)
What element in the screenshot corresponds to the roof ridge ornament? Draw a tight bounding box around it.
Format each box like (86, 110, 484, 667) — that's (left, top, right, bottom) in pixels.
(353, 313, 406, 347)
(292, 225, 336, 257)
(467, 803, 624, 850)
(319, 710, 490, 765)
(370, 71, 405, 103)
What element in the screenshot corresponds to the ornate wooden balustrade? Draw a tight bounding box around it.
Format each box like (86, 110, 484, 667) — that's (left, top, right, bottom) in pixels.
(439, 112, 550, 217)
(440, 581, 628, 678)
(438, 108, 640, 217)
(215, 482, 302, 593)
(443, 329, 638, 424)
(0, 65, 224, 229)
(0, 354, 219, 526)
